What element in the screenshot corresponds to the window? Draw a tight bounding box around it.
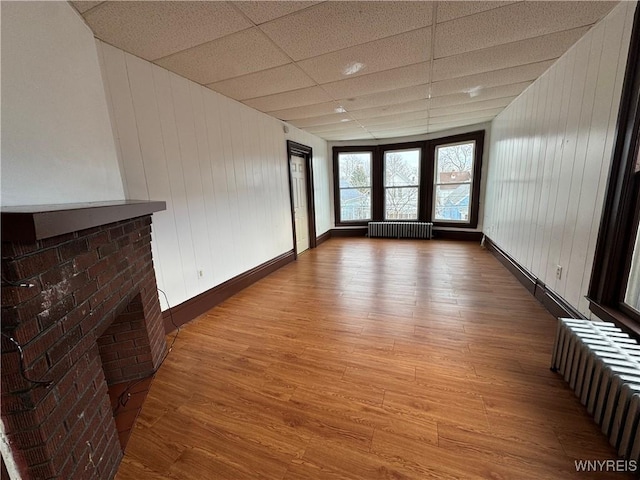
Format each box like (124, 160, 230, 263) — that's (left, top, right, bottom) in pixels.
(336, 151, 372, 222)
(433, 141, 475, 223)
(384, 149, 420, 220)
(332, 131, 484, 227)
(589, 9, 640, 335)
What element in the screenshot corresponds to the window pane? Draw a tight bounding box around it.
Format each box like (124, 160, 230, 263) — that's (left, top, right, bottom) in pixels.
(434, 184, 470, 221)
(624, 225, 640, 313)
(339, 153, 371, 188)
(385, 187, 419, 220)
(340, 187, 371, 221)
(384, 149, 420, 187)
(436, 142, 474, 184)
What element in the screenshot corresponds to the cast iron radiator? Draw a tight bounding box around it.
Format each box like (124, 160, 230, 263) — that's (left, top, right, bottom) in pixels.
(367, 221, 433, 239)
(551, 318, 640, 461)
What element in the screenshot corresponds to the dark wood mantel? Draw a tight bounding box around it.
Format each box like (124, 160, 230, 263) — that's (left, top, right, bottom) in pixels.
(1, 200, 166, 242)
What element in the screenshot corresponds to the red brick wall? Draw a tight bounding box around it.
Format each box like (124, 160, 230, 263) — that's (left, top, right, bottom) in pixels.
(1, 215, 166, 479)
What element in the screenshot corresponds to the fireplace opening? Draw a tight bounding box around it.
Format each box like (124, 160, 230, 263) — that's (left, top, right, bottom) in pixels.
(97, 292, 159, 451)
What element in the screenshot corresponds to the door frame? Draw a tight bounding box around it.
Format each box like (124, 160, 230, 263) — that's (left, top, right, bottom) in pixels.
(287, 140, 317, 258)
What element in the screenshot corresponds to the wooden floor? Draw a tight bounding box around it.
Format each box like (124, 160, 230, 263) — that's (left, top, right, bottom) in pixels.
(116, 238, 634, 479)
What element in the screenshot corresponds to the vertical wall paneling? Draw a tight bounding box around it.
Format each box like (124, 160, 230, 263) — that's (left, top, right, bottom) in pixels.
(560, 30, 598, 304)
(550, 45, 585, 294)
(202, 91, 233, 285)
(483, 2, 636, 317)
(188, 81, 218, 287)
(98, 41, 330, 310)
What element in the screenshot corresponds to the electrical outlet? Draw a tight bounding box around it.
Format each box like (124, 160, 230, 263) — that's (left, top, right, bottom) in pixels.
(555, 265, 562, 280)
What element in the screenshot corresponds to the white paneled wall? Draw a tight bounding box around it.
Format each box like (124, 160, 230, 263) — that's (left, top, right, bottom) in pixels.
(97, 41, 330, 310)
(483, 1, 636, 317)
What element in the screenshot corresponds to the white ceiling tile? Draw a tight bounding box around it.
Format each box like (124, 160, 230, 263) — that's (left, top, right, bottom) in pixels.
(350, 99, 430, 120)
(243, 86, 333, 112)
(72, 1, 103, 14)
(430, 60, 553, 97)
(434, 1, 617, 58)
(155, 28, 290, 85)
(297, 28, 431, 84)
(367, 118, 431, 133)
(340, 84, 430, 111)
(429, 108, 503, 124)
(206, 64, 315, 101)
(433, 27, 589, 81)
(233, 1, 321, 25)
(371, 126, 431, 139)
(427, 119, 493, 133)
(324, 132, 376, 141)
(321, 63, 430, 100)
(429, 82, 531, 108)
(429, 97, 516, 117)
(259, 1, 433, 61)
(306, 124, 366, 135)
(269, 101, 344, 121)
(83, 2, 252, 61)
(357, 110, 431, 127)
(289, 113, 354, 128)
(436, 1, 516, 23)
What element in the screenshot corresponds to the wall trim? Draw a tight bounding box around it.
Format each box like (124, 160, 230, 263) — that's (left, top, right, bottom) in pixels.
(316, 230, 331, 246)
(330, 227, 368, 237)
(484, 236, 585, 319)
(162, 250, 295, 332)
(433, 230, 483, 241)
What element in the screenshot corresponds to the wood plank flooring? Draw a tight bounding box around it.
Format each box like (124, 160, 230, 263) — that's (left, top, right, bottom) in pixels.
(115, 239, 635, 479)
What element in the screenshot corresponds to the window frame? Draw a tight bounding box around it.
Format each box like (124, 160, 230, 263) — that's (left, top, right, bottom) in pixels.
(588, 7, 640, 336)
(431, 138, 480, 227)
(332, 131, 484, 228)
(382, 145, 422, 221)
(333, 147, 375, 225)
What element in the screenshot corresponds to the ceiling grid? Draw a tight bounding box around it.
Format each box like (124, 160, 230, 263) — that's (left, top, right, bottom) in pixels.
(72, 0, 619, 141)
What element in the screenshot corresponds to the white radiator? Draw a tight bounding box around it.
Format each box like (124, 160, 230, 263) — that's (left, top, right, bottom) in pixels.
(551, 318, 640, 462)
(368, 222, 433, 239)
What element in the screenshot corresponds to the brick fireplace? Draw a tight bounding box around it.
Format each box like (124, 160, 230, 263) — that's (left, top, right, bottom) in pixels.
(1, 201, 166, 479)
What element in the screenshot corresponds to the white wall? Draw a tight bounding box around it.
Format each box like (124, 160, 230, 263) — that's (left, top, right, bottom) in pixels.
(329, 122, 492, 231)
(483, 1, 636, 317)
(1, 2, 124, 206)
(96, 41, 330, 310)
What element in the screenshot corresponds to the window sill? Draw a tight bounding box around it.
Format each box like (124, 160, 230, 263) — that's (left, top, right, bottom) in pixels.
(588, 300, 640, 340)
(432, 221, 478, 229)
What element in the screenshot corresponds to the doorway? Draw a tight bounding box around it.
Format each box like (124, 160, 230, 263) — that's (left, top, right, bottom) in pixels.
(287, 140, 316, 257)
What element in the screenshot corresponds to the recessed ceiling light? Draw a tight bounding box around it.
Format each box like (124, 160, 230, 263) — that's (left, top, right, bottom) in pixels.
(342, 62, 365, 76)
(464, 86, 483, 98)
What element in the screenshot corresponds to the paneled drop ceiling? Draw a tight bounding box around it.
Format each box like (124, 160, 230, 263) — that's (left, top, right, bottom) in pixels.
(72, 1, 618, 141)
